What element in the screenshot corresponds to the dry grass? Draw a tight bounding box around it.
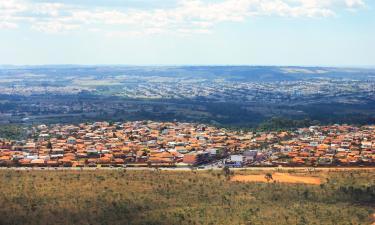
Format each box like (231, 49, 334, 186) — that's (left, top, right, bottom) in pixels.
(0, 169, 374, 225)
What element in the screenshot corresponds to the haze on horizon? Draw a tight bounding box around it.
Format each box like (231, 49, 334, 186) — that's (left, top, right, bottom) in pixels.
(1, 0, 374, 66)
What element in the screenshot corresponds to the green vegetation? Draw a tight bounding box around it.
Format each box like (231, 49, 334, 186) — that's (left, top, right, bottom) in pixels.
(223, 117, 321, 132)
(265, 173, 273, 182)
(0, 169, 374, 225)
(256, 117, 321, 131)
(0, 125, 27, 140)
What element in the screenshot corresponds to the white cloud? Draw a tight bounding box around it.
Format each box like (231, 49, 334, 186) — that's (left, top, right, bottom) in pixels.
(0, 0, 28, 29)
(345, 0, 365, 8)
(0, 0, 27, 13)
(31, 21, 79, 33)
(0, 0, 367, 35)
(0, 21, 18, 29)
(34, 3, 66, 17)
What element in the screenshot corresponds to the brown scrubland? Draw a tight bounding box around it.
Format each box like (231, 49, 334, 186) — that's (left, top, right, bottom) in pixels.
(0, 168, 374, 225)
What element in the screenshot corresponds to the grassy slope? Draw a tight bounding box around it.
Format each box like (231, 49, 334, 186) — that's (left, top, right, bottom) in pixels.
(0, 169, 374, 225)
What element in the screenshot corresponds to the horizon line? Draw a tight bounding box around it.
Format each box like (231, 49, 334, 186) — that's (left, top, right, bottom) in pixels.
(1, 64, 375, 69)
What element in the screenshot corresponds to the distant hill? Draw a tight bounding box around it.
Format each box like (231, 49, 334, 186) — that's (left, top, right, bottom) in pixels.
(1, 65, 374, 82)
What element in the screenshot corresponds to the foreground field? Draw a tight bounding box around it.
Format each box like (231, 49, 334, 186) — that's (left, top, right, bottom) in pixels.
(0, 169, 374, 225)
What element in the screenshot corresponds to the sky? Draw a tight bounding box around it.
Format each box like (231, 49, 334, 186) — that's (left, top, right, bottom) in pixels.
(0, 0, 374, 66)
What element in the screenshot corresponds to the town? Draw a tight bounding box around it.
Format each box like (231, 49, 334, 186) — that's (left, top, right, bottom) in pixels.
(1, 66, 375, 126)
(0, 121, 374, 168)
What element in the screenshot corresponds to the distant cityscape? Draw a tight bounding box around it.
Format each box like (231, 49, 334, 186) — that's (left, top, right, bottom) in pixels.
(1, 66, 375, 126)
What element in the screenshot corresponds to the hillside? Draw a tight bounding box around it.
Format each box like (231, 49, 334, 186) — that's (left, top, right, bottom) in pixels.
(0, 169, 374, 225)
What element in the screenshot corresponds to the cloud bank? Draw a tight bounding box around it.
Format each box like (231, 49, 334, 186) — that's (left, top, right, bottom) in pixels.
(0, 0, 366, 35)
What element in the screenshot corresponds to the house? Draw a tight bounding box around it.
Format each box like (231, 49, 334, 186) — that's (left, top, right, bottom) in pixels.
(243, 150, 258, 162)
(67, 137, 77, 144)
(183, 151, 209, 165)
(46, 160, 59, 167)
(224, 155, 244, 167)
(30, 159, 46, 167)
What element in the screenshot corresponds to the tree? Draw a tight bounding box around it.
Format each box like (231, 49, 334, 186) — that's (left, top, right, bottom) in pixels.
(265, 173, 273, 182)
(47, 141, 52, 150)
(303, 189, 309, 200)
(223, 166, 232, 180)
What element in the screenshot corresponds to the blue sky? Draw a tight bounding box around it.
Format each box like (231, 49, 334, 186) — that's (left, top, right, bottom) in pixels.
(0, 0, 374, 66)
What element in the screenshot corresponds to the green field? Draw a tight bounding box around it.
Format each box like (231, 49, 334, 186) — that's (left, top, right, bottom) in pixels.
(0, 169, 374, 225)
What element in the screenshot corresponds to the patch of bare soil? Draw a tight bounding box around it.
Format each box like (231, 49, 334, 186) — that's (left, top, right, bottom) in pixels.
(231, 172, 322, 185)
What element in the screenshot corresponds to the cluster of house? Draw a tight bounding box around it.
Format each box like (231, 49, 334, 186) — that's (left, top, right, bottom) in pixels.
(266, 125, 375, 166)
(222, 125, 375, 167)
(0, 122, 374, 168)
(0, 121, 265, 167)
